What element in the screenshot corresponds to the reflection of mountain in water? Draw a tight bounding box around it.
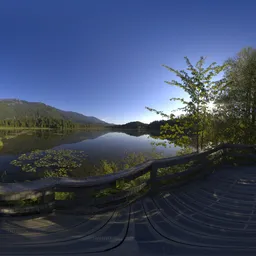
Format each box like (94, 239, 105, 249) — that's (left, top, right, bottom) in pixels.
(0, 130, 112, 155)
(111, 129, 160, 138)
(0, 129, 165, 183)
(0, 129, 161, 155)
(113, 130, 147, 137)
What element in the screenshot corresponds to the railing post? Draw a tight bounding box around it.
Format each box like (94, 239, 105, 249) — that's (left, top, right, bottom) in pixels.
(222, 147, 228, 165)
(40, 189, 55, 213)
(251, 145, 256, 155)
(150, 164, 158, 195)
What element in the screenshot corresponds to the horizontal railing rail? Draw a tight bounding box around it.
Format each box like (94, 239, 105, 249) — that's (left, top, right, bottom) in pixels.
(0, 143, 255, 215)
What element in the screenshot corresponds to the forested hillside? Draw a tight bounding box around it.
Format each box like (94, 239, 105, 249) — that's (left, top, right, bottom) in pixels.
(111, 121, 148, 130)
(0, 99, 109, 129)
(0, 99, 108, 126)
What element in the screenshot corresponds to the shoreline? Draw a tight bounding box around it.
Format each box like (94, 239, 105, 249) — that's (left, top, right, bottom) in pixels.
(0, 127, 109, 131)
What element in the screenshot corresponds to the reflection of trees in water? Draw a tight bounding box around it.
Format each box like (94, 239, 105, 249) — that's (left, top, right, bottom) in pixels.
(0, 129, 174, 183)
(117, 130, 147, 137)
(0, 130, 112, 155)
(111, 129, 160, 138)
(116, 130, 204, 150)
(0, 128, 164, 156)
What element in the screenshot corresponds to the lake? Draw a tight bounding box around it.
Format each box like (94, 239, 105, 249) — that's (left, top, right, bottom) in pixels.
(0, 129, 180, 182)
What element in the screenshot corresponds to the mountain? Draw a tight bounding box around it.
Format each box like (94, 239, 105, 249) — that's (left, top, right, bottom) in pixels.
(111, 120, 181, 132)
(111, 121, 148, 130)
(0, 99, 109, 125)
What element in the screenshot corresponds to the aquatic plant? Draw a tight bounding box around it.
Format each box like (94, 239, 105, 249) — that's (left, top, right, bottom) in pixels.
(11, 149, 87, 177)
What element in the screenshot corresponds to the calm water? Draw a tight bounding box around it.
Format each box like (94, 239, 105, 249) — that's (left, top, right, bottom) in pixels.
(0, 129, 179, 182)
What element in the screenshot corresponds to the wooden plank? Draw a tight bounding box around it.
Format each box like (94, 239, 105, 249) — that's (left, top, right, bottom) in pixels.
(94, 182, 147, 206)
(0, 202, 55, 216)
(227, 153, 256, 159)
(0, 191, 43, 201)
(156, 164, 205, 182)
(224, 144, 256, 150)
(0, 177, 59, 196)
(153, 146, 221, 169)
(56, 160, 154, 188)
(0, 190, 54, 201)
(149, 164, 158, 194)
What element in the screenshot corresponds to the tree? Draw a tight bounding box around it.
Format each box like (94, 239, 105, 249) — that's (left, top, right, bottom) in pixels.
(146, 56, 226, 152)
(215, 47, 256, 144)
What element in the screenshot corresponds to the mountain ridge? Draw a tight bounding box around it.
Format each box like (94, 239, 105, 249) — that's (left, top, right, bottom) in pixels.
(111, 121, 148, 130)
(0, 99, 109, 125)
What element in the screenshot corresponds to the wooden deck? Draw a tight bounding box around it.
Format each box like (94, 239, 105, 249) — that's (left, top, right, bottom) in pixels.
(1, 165, 256, 255)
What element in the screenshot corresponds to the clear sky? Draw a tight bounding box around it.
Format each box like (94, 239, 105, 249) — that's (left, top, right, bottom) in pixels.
(0, 0, 255, 124)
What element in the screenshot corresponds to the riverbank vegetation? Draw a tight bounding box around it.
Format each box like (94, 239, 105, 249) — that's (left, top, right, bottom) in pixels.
(146, 47, 256, 151)
(5, 147, 189, 202)
(112, 47, 256, 150)
(0, 117, 108, 130)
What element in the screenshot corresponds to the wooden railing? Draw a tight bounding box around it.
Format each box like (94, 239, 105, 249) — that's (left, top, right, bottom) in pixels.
(0, 143, 255, 216)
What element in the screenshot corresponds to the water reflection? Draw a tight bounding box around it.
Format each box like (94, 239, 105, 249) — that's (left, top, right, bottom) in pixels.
(0, 129, 159, 154)
(0, 129, 177, 182)
(0, 129, 111, 155)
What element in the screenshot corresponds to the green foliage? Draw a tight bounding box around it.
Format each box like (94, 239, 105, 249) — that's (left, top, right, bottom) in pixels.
(55, 192, 75, 200)
(5, 197, 40, 207)
(93, 150, 163, 197)
(0, 99, 108, 128)
(111, 121, 148, 130)
(145, 47, 256, 149)
(157, 147, 195, 176)
(10, 149, 87, 177)
(0, 138, 3, 149)
(214, 47, 256, 144)
(176, 147, 194, 156)
(94, 152, 156, 176)
(158, 161, 194, 177)
(147, 56, 226, 151)
(0, 116, 107, 130)
(100, 160, 119, 174)
(93, 148, 198, 198)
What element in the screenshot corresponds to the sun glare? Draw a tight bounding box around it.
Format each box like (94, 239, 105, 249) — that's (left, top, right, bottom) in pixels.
(208, 101, 215, 110)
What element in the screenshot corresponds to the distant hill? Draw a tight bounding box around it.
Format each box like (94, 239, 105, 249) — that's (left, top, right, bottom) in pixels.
(0, 99, 109, 125)
(111, 120, 181, 132)
(111, 121, 148, 130)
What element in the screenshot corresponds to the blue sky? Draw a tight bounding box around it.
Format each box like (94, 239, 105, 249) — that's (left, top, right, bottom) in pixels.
(0, 0, 255, 124)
